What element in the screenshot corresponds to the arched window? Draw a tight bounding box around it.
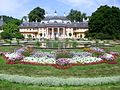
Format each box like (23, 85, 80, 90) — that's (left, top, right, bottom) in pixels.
(80, 34, 83, 38)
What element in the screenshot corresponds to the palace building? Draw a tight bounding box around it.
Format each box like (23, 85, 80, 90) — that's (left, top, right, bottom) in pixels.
(19, 13, 88, 40)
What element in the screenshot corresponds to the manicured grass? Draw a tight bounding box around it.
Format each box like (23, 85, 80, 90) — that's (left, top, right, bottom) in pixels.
(0, 45, 120, 89)
(0, 46, 21, 52)
(106, 45, 120, 53)
(0, 80, 120, 90)
(0, 56, 120, 78)
(0, 45, 120, 78)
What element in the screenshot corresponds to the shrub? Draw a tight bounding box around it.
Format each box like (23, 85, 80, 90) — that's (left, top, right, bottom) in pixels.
(35, 41, 40, 47)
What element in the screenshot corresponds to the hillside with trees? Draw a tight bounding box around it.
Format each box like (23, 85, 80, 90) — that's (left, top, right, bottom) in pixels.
(0, 16, 24, 39)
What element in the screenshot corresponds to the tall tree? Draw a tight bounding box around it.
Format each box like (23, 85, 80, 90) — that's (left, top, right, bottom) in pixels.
(86, 5, 120, 40)
(28, 7, 45, 22)
(67, 9, 87, 22)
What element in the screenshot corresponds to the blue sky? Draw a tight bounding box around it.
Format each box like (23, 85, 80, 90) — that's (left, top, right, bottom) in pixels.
(0, 0, 120, 19)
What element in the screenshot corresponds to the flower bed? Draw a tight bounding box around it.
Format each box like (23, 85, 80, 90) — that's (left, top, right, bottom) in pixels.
(2, 47, 119, 69)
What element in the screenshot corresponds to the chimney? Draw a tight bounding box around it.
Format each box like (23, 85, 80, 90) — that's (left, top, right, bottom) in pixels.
(83, 18, 85, 22)
(36, 19, 37, 23)
(87, 18, 89, 21)
(27, 16, 29, 22)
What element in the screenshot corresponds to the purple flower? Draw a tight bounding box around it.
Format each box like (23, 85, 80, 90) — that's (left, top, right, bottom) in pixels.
(72, 52, 92, 57)
(99, 53, 114, 60)
(56, 58, 70, 66)
(109, 52, 119, 56)
(90, 47, 105, 53)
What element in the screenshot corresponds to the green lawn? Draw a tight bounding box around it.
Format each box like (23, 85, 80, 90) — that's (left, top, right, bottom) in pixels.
(0, 46, 21, 52)
(0, 45, 120, 89)
(0, 80, 120, 90)
(0, 55, 120, 78)
(0, 45, 120, 77)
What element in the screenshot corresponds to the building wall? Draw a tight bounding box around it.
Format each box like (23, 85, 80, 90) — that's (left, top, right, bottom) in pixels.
(20, 27, 88, 40)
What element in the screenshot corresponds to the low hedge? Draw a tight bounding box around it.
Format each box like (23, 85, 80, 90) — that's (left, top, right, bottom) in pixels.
(0, 74, 120, 86)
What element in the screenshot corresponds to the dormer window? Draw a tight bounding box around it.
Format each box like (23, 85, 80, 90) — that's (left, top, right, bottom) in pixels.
(67, 22, 70, 24)
(54, 21, 57, 23)
(42, 22, 45, 24)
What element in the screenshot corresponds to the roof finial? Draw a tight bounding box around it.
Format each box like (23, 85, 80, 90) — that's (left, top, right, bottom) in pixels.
(64, 12, 66, 16)
(54, 10, 57, 16)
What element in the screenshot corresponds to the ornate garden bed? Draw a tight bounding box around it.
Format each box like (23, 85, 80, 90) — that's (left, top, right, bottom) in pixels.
(1, 46, 119, 69)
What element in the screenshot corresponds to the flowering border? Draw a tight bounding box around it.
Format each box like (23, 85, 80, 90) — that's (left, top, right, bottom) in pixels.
(5, 59, 116, 69)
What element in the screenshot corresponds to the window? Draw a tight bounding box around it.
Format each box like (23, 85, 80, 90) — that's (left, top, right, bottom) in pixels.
(54, 28, 58, 31)
(48, 28, 52, 30)
(59, 28, 63, 30)
(73, 28, 76, 30)
(54, 21, 57, 23)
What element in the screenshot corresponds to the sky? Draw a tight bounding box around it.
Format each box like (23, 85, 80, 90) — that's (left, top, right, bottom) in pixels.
(0, 0, 120, 19)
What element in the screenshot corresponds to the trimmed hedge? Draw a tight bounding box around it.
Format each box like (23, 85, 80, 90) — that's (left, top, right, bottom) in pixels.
(0, 74, 120, 86)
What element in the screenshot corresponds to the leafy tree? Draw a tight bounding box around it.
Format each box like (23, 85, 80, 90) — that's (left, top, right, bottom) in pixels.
(14, 32, 24, 39)
(3, 23, 18, 33)
(67, 9, 87, 22)
(0, 15, 23, 39)
(0, 32, 13, 39)
(28, 7, 45, 22)
(86, 5, 120, 40)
